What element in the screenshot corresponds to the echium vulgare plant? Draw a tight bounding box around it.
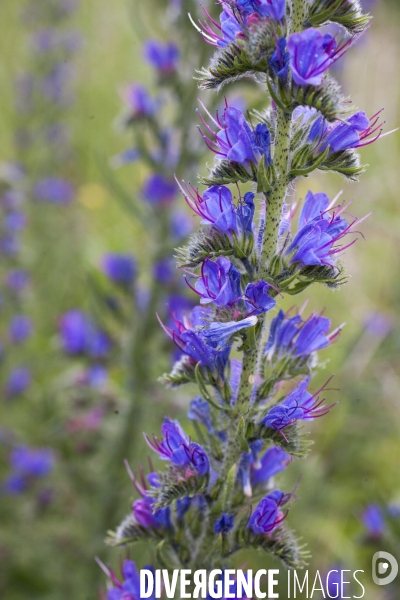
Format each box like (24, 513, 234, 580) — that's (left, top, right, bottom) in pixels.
(103, 0, 389, 589)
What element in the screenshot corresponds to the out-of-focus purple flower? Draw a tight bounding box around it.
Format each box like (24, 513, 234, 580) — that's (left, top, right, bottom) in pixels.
(269, 37, 290, 80)
(309, 110, 384, 153)
(2, 473, 27, 494)
(102, 253, 136, 286)
(199, 104, 271, 167)
(262, 378, 334, 431)
(122, 84, 158, 118)
(287, 190, 362, 267)
(142, 174, 177, 205)
(86, 364, 108, 388)
(144, 40, 180, 73)
(244, 281, 276, 316)
(110, 147, 140, 168)
(362, 504, 385, 538)
(214, 513, 235, 534)
(8, 315, 33, 344)
(59, 310, 111, 358)
(192, 257, 242, 307)
(4, 211, 26, 233)
(153, 258, 175, 285)
(10, 446, 54, 477)
(364, 313, 394, 337)
(252, 446, 291, 486)
(5, 367, 31, 398)
(170, 209, 193, 239)
(34, 178, 75, 204)
(0, 235, 19, 255)
(145, 417, 210, 476)
(248, 490, 288, 535)
(39, 63, 74, 104)
(188, 397, 213, 432)
(5, 269, 29, 291)
(288, 28, 353, 86)
(265, 309, 337, 359)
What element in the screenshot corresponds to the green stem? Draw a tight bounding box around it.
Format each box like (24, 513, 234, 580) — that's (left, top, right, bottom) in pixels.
(291, 0, 307, 34)
(259, 109, 292, 276)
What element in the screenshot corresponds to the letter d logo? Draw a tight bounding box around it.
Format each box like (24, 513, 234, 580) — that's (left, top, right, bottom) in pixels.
(372, 551, 398, 586)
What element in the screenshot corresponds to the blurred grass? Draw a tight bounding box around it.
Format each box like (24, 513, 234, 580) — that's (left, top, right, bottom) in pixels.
(0, 0, 399, 599)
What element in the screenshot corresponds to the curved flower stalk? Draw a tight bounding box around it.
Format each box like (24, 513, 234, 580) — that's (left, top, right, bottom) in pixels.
(104, 0, 390, 583)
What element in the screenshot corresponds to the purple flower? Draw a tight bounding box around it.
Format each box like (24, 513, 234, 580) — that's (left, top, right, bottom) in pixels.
(191, 257, 242, 307)
(262, 378, 334, 431)
(8, 315, 33, 344)
(202, 316, 258, 349)
(34, 178, 75, 204)
(252, 446, 291, 486)
(132, 497, 171, 529)
(102, 253, 136, 286)
(244, 281, 276, 315)
(145, 418, 210, 476)
(309, 110, 383, 153)
(188, 397, 213, 432)
(144, 40, 180, 73)
(160, 306, 231, 374)
(4, 211, 26, 233)
(105, 559, 152, 600)
(288, 28, 352, 86)
(59, 310, 110, 357)
(269, 37, 290, 80)
(199, 104, 271, 167)
(237, 440, 264, 496)
(248, 491, 287, 535)
(170, 208, 193, 239)
(122, 84, 157, 118)
(178, 182, 256, 235)
(288, 190, 362, 267)
(5, 269, 29, 291)
(362, 504, 385, 538)
(153, 258, 175, 285)
(10, 446, 54, 477)
(3, 473, 27, 495)
(5, 367, 31, 398)
(214, 513, 235, 534)
(237, 0, 286, 20)
(142, 174, 177, 205)
(265, 309, 337, 359)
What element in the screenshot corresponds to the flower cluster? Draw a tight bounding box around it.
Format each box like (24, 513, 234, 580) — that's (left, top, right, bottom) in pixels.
(102, 0, 386, 584)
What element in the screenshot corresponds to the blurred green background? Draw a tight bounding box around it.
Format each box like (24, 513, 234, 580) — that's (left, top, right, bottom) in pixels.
(0, 0, 399, 598)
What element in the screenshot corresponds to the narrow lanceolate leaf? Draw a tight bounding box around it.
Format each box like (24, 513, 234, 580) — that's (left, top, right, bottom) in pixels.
(309, 0, 372, 35)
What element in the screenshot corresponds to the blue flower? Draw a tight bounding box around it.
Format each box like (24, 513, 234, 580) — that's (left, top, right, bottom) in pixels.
(144, 40, 180, 73)
(214, 513, 235, 534)
(142, 174, 177, 205)
(237, 0, 286, 20)
(192, 257, 242, 307)
(59, 310, 111, 358)
(179, 183, 237, 233)
(4, 367, 31, 398)
(362, 504, 385, 538)
(145, 418, 210, 476)
(262, 378, 334, 431)
(244, 281, 276, 315)
(287, 191, 356, 267)
(309, 111, 383, 153)
(5, 269, 29, 292)
(122, 83, 158, 118)
(269, 37, 290, 80)
(188, 397, 213, 432)
(265, 309, 335, 359)
(106, 559, 154, 600)
(102, 253, 136, 286)
(199, 104, 271, 168)
(202, 315, 258, 349)
(8, 315, 33, 344)
(10, 446, 54, 477)
(34, 177, 75, 204)
(170, 208, 193, 239)
(252, 446, 290, 486)
(248, 491, 287, 535)
(288, 28, 351, 86)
